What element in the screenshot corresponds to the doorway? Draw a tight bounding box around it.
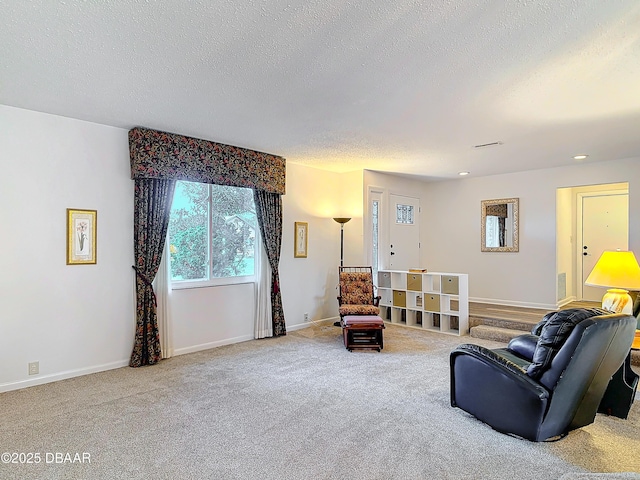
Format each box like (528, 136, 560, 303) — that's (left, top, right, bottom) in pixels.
(579, 192, 629, 301)
(556, 183, 629, 304)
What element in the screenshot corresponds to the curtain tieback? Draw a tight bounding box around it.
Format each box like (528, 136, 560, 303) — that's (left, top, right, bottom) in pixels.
(132, 266, 158, 307)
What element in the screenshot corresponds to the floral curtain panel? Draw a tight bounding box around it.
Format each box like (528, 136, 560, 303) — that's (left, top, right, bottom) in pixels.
(131, 178, 175, 367)
(128, 127, 287, 366)
(254, 190, 286, 336)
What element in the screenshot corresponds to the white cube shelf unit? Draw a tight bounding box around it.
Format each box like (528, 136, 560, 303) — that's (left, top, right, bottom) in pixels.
(377, 270, 469, 336)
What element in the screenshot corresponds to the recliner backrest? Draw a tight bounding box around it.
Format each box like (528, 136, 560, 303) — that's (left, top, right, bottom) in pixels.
(526, 308, 608, 383)
(538, 313, 636, 440)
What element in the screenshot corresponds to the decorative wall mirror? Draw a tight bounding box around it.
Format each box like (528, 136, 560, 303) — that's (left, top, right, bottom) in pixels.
(481, 198, 519, 252)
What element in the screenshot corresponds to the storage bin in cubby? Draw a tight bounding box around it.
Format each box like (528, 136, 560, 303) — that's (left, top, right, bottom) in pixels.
(407, 273, 422, 291)
(423, 294, 440, 312)
(442, 275, 459, 294)
(378, 271, 391, 288)
(393, 290, 407, 307)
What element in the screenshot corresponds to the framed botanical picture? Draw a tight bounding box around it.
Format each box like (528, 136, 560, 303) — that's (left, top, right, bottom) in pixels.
(67, 208, 97, 265)
(294, 221, 308, 258)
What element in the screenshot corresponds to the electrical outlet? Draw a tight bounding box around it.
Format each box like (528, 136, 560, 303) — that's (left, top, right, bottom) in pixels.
(28, 361, 39, 375)
(304, 313, 309, 322)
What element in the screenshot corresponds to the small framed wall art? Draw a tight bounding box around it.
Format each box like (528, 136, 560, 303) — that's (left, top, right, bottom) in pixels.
(294, 221, 308, 258)
(67, 208, 97, 265)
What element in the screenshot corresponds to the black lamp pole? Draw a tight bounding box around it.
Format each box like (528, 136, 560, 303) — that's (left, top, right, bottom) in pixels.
(333, 217, 352, 327)
(333, 217, 351, 266)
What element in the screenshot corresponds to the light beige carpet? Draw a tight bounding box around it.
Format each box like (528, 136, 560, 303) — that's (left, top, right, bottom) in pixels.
(1, 323, 639, 479)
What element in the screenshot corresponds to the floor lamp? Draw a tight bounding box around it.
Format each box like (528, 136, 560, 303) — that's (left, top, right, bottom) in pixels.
(333, 217, 351, 266)
(333, 217, 351, 326)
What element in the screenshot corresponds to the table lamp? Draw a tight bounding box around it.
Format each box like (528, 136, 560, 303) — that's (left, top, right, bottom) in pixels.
(584, 250, 640, 315)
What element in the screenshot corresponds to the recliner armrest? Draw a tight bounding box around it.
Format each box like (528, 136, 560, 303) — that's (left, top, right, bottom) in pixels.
(452, 344, 530, 376)
(450, 344, 551, 441)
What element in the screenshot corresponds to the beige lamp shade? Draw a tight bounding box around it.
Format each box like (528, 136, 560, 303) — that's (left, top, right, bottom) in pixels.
(585, 251, 640, 315)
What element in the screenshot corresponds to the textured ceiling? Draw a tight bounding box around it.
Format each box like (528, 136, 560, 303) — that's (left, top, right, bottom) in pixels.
(1, 1, 639, 180)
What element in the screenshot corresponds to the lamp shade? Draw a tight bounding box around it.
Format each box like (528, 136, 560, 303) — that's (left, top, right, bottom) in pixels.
(584, 251, 640, 290)
(333, 217, 351, 225)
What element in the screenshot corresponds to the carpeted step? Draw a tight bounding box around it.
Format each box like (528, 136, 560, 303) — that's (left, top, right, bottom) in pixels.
(469, 324, 525, 344)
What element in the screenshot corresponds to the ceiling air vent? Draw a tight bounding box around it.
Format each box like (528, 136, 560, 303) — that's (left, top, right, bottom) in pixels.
(473, 141, 503, 149)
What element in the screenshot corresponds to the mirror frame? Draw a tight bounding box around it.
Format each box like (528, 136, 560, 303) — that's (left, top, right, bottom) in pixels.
(481, 197, 519, 252)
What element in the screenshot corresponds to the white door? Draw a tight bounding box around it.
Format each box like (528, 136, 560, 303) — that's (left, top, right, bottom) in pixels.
(389, 194, 420, 270)
(581, 193, 628, 301)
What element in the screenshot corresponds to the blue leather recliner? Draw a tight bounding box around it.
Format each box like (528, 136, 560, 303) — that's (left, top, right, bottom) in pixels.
(450, 308, 637, 441)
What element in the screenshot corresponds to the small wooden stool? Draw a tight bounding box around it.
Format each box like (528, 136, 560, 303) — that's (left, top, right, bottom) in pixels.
(341, 315, 385, 352)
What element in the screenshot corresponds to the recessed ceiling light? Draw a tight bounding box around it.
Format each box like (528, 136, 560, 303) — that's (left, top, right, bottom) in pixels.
(573, 154, 588, 160)
(458, 171, 470, 176)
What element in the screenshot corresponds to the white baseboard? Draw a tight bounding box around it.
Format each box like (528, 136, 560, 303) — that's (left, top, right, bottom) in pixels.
(288, 316, 338, 331)
(0, 359, 130, 393)
(172, 317, 340, 357)
(557, 296, 577, 308)
(470, 297, 557, 310)
(173, 334, 254, 356)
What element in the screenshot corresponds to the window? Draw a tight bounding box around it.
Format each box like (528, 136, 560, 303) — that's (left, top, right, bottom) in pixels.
(368, 188, 382, 282)
(168, 181, 257, 286)
(372, 198, 379, 280)
(396, 204, 414, 224)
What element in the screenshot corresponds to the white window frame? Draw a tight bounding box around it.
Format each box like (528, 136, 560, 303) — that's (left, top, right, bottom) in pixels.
(169, 182, 258, 290)
(366, 187, 385, 279)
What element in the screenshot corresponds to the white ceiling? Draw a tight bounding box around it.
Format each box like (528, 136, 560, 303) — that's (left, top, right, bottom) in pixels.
(2, 1, 639, 180)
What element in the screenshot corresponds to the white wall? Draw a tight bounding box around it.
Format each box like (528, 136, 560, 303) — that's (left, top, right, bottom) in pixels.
(0, 105, 134, 391)
(556, 187, 573, 302)
(170, 282, 257, 354)
(280, 164, 364, 324)
(418, 159, 640, 308)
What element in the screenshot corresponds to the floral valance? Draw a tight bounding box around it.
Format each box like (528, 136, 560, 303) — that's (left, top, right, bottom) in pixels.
(486, 204, 508, 218)
(128, 127, 286, 195)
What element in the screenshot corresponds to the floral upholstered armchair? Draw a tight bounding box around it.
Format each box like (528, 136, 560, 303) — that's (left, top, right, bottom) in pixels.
(337, 267, 381, 321)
